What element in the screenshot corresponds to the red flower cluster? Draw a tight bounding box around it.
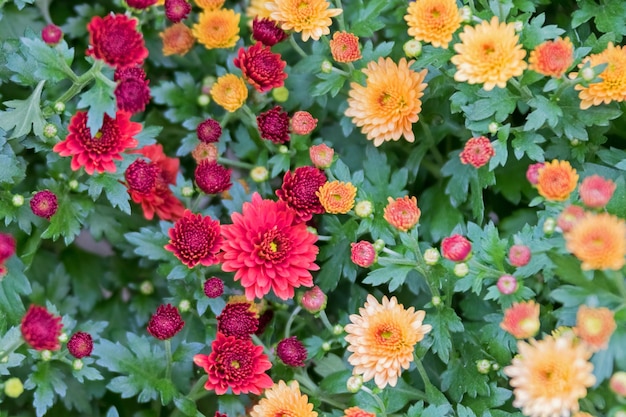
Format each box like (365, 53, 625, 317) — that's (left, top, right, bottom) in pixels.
(21, 305, 63, 351)
(221, 193, 319, 300)
(54, 111, 141, 175)
(234, 42, 287, 93)
(125, 144, 185, 221)
(165, 210, 223, 268)
(276, 166, 327, 223)
(87, 14, 148, 68)
(193, 332, 273, 395)
(114, 66, 151, 114)
(252, 17, 288, 46)
(257, 106, 290, 144)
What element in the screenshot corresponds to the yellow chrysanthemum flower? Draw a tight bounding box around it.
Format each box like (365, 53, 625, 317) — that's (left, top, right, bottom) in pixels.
(210, 74, 249, 112)
(345, 57, 428, 146)
(266, 0, 342, 41)
(451, 16, 527, 91)
(316, 181, 357, 214)
(247, 0, 274, 21)
(504, 335, 595, 417)
(250, 380, 317, 417)
(193, 8, 240, 49)
(564, 212, 626, 271)
(194, 0, 225, 10)
(404, 0, 461, 48)
(575, 43, 626, 109)
(345, 294, 432, 389)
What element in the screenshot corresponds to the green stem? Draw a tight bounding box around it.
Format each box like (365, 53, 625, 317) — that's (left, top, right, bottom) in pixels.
(239, 104, 258, 127)
(285, 306, 302, 338)
(377, 257, 419, 267)
(315, 234, 332, 241)
(0, 338, 24, 362)
(381, 247, 403, 257)
(35, 0, 52, 24)
(217, 157, 255, 170)
(360, 386, 387, 416)
(333, 0, 347, 32)
(317, 310, 335, 333)
(413, 354, 433, 388)
(551, 76, 579, 101)
(48, 60, 105, 113)
(331, 66, 350, 77)
(508, 78, 533, 100)
(420, 159, 443, 179)
(295, 371, 348, 409)
(164, 339, 173, 380)
(469, 258, 503, 277)
(187, 375, 209, 401)
(289, 34, 308, 58)
(609, 271, 626, 300)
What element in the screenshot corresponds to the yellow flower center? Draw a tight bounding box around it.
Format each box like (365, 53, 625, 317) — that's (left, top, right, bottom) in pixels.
(230, 360, 240, 369)
(582, 316, 603, 335)
(269, 241, 278, 252)
(94, 131, 103, 139)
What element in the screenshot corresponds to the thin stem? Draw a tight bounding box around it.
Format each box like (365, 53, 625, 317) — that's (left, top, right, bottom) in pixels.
(609, 271, 626, 300)
(381, 247, 403, 257)
(48, 60, 105, 111)
(508, 78, 533, 100)
(315, 234, 332, 241)
(289, 34, 308, 58)
(333, 0, 347, 32)
(317, 310, 335, 333)
(331, 66, 350, 77)
(360, 386, 387, 416)
(377, 257, 418, 266)
(552, 76, 579, 101)
(164, 339, 173, 380)
(414, 353, 433, 388)
(284, 306, 302, 338)
(252, 334, 274, 361)
(295, 371, 348, 409)
(469, 258, 503, 277)
(217, 157, 255, 170)
(239, 104, 258, 127)
(0, 338, 24, 362)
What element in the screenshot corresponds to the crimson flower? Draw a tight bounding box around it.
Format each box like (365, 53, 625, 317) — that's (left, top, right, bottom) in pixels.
(114, 66, 151, 114)
(252, 17, 288, 46)
(165, 210, 223, 268)
(30, 190, 58, 220)
(67, 332, 94, 358)
(147, 304, 185, 340)
(221, 193, 319, 300)
(193, 332, 273, 395)
(195, 160, 232, 194)
(21, 305, 63, 351)
(257, 106, 290, 144)
(234, 42, 287, 93)
(54, 111, 141, 175)
(217, 302, 259, 339)
(275, 166, 327, 223)
(276, 336, 307, 367)
(86, 14, 148, 68)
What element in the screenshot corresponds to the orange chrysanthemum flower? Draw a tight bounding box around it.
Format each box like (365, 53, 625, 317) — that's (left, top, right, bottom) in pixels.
(247, 0, 273, 22)
(452, 16, 527, 91)
(316, 181, 357, 214)
(194, 0, 224, 9)
(330, 31, 361, 63)
(383, 196, 421, 232)
(193, 8, 240, 49)
(266, 0, 342, 41)
(574, 305, 616, 351)
(160, 23, 195, 56)
(528, 37, 574, 78)
(345, 294, 432, 389)
(345, 57, 428, 146)
(575, 43, 626, 109)
(404, 0, 461, 48)
(504, 335, 595, 417)
(250, 380, 317, 417)
(210, 74, 248, 112)
(564, 212, 626, 271)
(500, 301, 540, 339)
(536, 159, 578, 202)
(343, 407, 376, 417)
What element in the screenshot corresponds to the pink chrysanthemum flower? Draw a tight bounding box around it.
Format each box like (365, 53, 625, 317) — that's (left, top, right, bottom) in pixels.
(30, 190, 58, 220)
(235, 43, 287, 93)
(508, 245, 531, 267)
(54, 111, 141, 175)
(221, 193, 319, 300)
(275, 166, 327, 223)
(500, 301, 540, 339)
(291, 111, 318, 135)
(0, 233, 16, 264)
(578, 174, 616, 209)
(257, 106, 290, 144)
(459, 136, 495, 168)
(526, 162, 544, 186)
(441, 234, 472, 262)
(67, 331, 94, 358)
(350, 241, 376, 268)
(86, 14, 148, 68)
(165, 210, 223, 268)
(42, 23, 63, 45)
(165, 0, 192, 22)
(193, 332, 273, 395)
(195, 160, 232, 195)
(217, 302, 259, 339)
(557, 205, 586, 233)
(21, 305, 63, 351)
(252, 17, 288, 46)
(309, 143, 334, 168)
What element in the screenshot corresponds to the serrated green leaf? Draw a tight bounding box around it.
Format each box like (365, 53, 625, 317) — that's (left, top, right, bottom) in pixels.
(427, 307, 464, 362)
(0, 79, 45, 138)
(41, 194, 93, 245)
(87, 173, 131, 214)
(174, 396, 205, 417)
(21, 37, 75, 82)
(572, 0, 626, 38)
(24, 362, 68, 417)
(151, 72, 199, 123)
(76, 74, 116, 136)
(311, 71, 346, 98)
(511, 131, 545, 161)
(125, 226, 171, 261)
(441, 356, 490, 401)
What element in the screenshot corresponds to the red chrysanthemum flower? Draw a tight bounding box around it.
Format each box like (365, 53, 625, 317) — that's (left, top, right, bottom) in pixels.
(257, 106, 290, 144)
(197, 118, 222, 143)
(221, 193, 319, 300)
(41, 23, 63, 45)
(275, 166, 327, 223)
(234, 42, 287, 93)
(125, 145, 186, 221)
(578, 174, 616, 209)
(291, 111, 318, 135)
(86, 14, 149, 68)
(193, 332, 273, 395)
(67, 331, 94, 358)
(256, 309, 274, 335)
(195, 160, 232, 195)
(127, 0, 158, 9)
(276, 336, 307, 367)
(217, 302, 260, 338)
(252, 17, 288, 46)
(114, 67, 151, 114)
(21, 305, 63, 351)
(0, 233, 16, 264)
(459, 136, 495, 168)
(147, 304, 185, 340)
(30, 189, 58, 220)
(165, 210, 222, 268)
(441, 234, 472, 262)
(54, 111, 141, 175)
(204, 277, 225, 298)
(351, 241, 376, 268)
(165, 0, 192, 22)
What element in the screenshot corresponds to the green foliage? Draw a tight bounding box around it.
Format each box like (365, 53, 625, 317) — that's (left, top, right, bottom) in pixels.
(0, 79, 46, 138)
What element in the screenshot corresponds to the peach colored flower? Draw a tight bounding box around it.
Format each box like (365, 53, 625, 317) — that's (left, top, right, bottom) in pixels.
(500, 301, 540, 339)
(345, 294, 432, 389)
(578, 174, 616, 209)
(329, 31, 361, 63)
(194, 0, 225, 10)
(193, 8, 240, 49)
(210, 74, 248, 112)
(246, 0, 274, 22)
(564, 212, 626, 271)
(345, 57, 428, 146)
(343, 407, 376, 417)
(250, 380, 317, 417)
(404, 0, 461, 48)
(504, 335, 595, 417)
(160, 23, 195, 56)
(536, 160, 578, 202)
(529, 37, 574, 78)
(266, 0, 342, 41)
(557, 205, 586, 233)
(316, 181, 357, 214)
(452, 16, 527, 91)
(575, 43, 626, 109)
(574, 305, 616, 351)
(383, 196, 421, 232)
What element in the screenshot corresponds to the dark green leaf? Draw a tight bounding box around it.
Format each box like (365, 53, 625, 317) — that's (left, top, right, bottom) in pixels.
(87, 173, 131, 214)
(427, 307, 464, 362)
(0, 79, 46, 138)
(76, 74, 116, 136)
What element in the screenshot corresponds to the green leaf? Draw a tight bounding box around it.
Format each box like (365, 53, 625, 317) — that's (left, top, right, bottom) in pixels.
(125, 226, 171, 262)
(521, 13, 565, 48)
(441, 356, 490, 401)
(572, 0, 626, 39)
(152, 72, 199, 123)
(319, 369, 351, 394)
(0, 254, 31, 323)
(461, 88, 517, 122)
(87, 173, 131, 214)
(317, 217, 358, 292)
(311, 71, 346, 98)
(24, 362, 68, 417)
(314, 353, 347, 378)
(427, 306, 464, 362)
(174, 397, 205, 417)
(76, 74, 116, 136)
(0, 327, 26, 375)
(360, 40, 394, 63)
(511, 131, 545, 161)
(0, 143, 25, 183)
(0, 79, 45, 138)
(362, 261, 416, 292)
(41, 194, 93, 245)
(21, 36, 75, 82)
(523, 96, 563, 131)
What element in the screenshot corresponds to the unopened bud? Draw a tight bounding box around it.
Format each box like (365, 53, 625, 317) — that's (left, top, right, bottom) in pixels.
(453, 262, 469, 277)
(3, 377, 24, 398)
(12, 194, 24, 207)
(488, 122, 499, 135)
(299, 285, 327, 314)
(460, 6, 472, 22)
(332, 324, 344, 335)
(476, 359, 491, 374)
(423, 248, 440, 265)
(181, 186, 194, 197)
(570, 138, 580, 146)
(140, 280, 154, 295)
(403, 39, 422, 58)
(41, 350, 52, 361)
(346, 375, 363, 393)
(513, 21, 523, 32)
(58, 332, 69, 343)
(53, 102, 65, 113)
(581, 67, 595, 81)
(354, 200, 373, 218)
(543, 217, 556, 235)
(321, 342, 331, 351)
(43, 123, 58, 138)
(321, 60, 333, 74)
(497, 275, 518, 295)
(491, 362, 500, 371)
(431, 296, 442, 307)
(178, 299, 191, 313)
(202, 75, 216, 88)
(197, 94, 210, 107)
(610, 371, 626, 397)
(272, 86, 289, 102)
(278, 145, 289, 154)
(250, 166, 269, 182)
(373, 239, 385, 252)
(72, 358, 84, 371)
(68, 179, 79, 190)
